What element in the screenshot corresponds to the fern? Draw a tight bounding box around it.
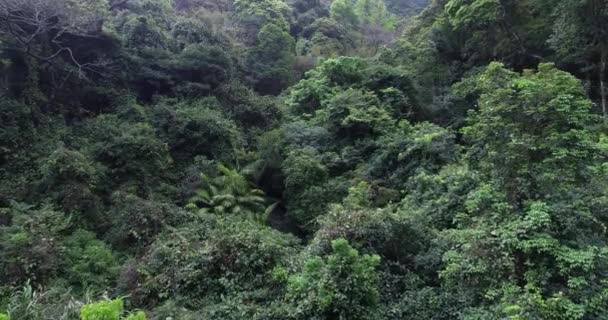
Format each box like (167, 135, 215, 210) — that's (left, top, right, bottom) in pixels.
(188, 165, 275, 223)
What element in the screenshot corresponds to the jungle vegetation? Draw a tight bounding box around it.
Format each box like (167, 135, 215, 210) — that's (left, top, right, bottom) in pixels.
(0, 0, 607, 319)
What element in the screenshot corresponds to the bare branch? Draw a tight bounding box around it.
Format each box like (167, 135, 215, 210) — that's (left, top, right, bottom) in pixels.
(0, 0, 111, 79)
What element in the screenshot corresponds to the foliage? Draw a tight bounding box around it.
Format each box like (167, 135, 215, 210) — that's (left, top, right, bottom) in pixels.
(0, 204, 69, 287)
(152, 98, 241, 164)
(441, 62, 608, 316)
(6, 282, 43, 320)
(80, 298, 146, 320)
(137, 214, 300, 308)
(63, 230, 119, 291)
(284, 238, 381, 320)
(1, 0, 608, 318)
(248, 23, 296, 95)
(105, 192, 189, 252)
(234, 0, 291, 31)
(38, 146, 103, 217)
(188, 165, 271, 223)
(81, 299, 123, 320)
(463, 62, 599, 203)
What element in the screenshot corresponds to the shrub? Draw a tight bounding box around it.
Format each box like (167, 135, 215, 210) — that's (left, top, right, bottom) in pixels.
(81, 299, 123, 320)
(138, 214, 301, 308)
(80, 299, 146, 320)
(285, 238, 381, 320)
(62, 230, 118, 291)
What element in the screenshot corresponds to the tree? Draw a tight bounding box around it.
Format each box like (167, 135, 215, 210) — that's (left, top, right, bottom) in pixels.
(233, 0, 291, 37)
(330, 0, 359, 26)
(384, 0, 430, 16)
(368, 121, 458, 190)
(442, 63, 608, 317)
(463, 63, 599, 205)
(354, 0, 394, 29)
(0, 0, 111, 77)
(284, 238, 381, 320)
(316, 88, 393, 139)
(38, 146, 102, 217)
(152, 99, 241, 164)
(549, 0, 608, 117)
(282, 148, 333, 229)
(84, 116, 173, 196)
(444, 0, 552, 68)
(138, 213, 300, 308)
(248, 23, 296, 95)
(0, 203, 68, 287)
(330, 0, 396, 55)
(62, 230, 118, 291)
(301, 18, 350, 57)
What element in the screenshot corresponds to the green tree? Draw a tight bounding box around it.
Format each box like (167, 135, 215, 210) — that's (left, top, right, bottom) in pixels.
(463, 63, 599, 204)
(284, 238, 381, 320)
(138, 214, 300, 308)
(38, 146, 102, 218)
(549, 0, 608, 117)
(152, 98, 241, 164)
(443, 63, 608, 317)
(248, 23, 296, 95)
(368, 121, 458, 190)
(0, 204, 69, 287)
(83, 116, 173, 196)
(354, 0, 395, 30)
(444, 0, 554, 68)
(330, 0, 359, 26)
(282, 148, 333, 229)
(234, 0, 291, 34)
(0, 0, 111, 74)
(62, 230, 118, 291)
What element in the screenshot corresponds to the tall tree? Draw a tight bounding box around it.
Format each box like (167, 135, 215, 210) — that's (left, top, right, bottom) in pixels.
(248, 23, 296, 95)
(444, 63, 608, 317)
(550, 0, 608, 117)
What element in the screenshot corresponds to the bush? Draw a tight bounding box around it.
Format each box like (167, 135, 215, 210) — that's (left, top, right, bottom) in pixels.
(80, 115, 173, 196)
(0, 203, 68, 286)
(62, 230, 119, 291)
(312, 204, 430, 267)
(80, 298, 146, 320)
(152, 98, 241, 164)
(81, 299, 123, 320)
(106, 192, 189, 252)
(137, 214, 301, 307)
(285, 238, 381, 320)
(38, 146, 103, 218)
(6, 283, 43, 320)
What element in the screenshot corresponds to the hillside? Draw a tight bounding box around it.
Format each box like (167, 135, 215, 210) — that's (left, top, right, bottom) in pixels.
(0, 0, 607, 319)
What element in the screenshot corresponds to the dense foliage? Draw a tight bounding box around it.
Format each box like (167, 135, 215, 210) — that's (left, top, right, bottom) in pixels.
(1, 0, 607, 319)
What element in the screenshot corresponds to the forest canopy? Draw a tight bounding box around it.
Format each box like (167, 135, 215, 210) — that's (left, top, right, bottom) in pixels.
(0, 0, 607, 319)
